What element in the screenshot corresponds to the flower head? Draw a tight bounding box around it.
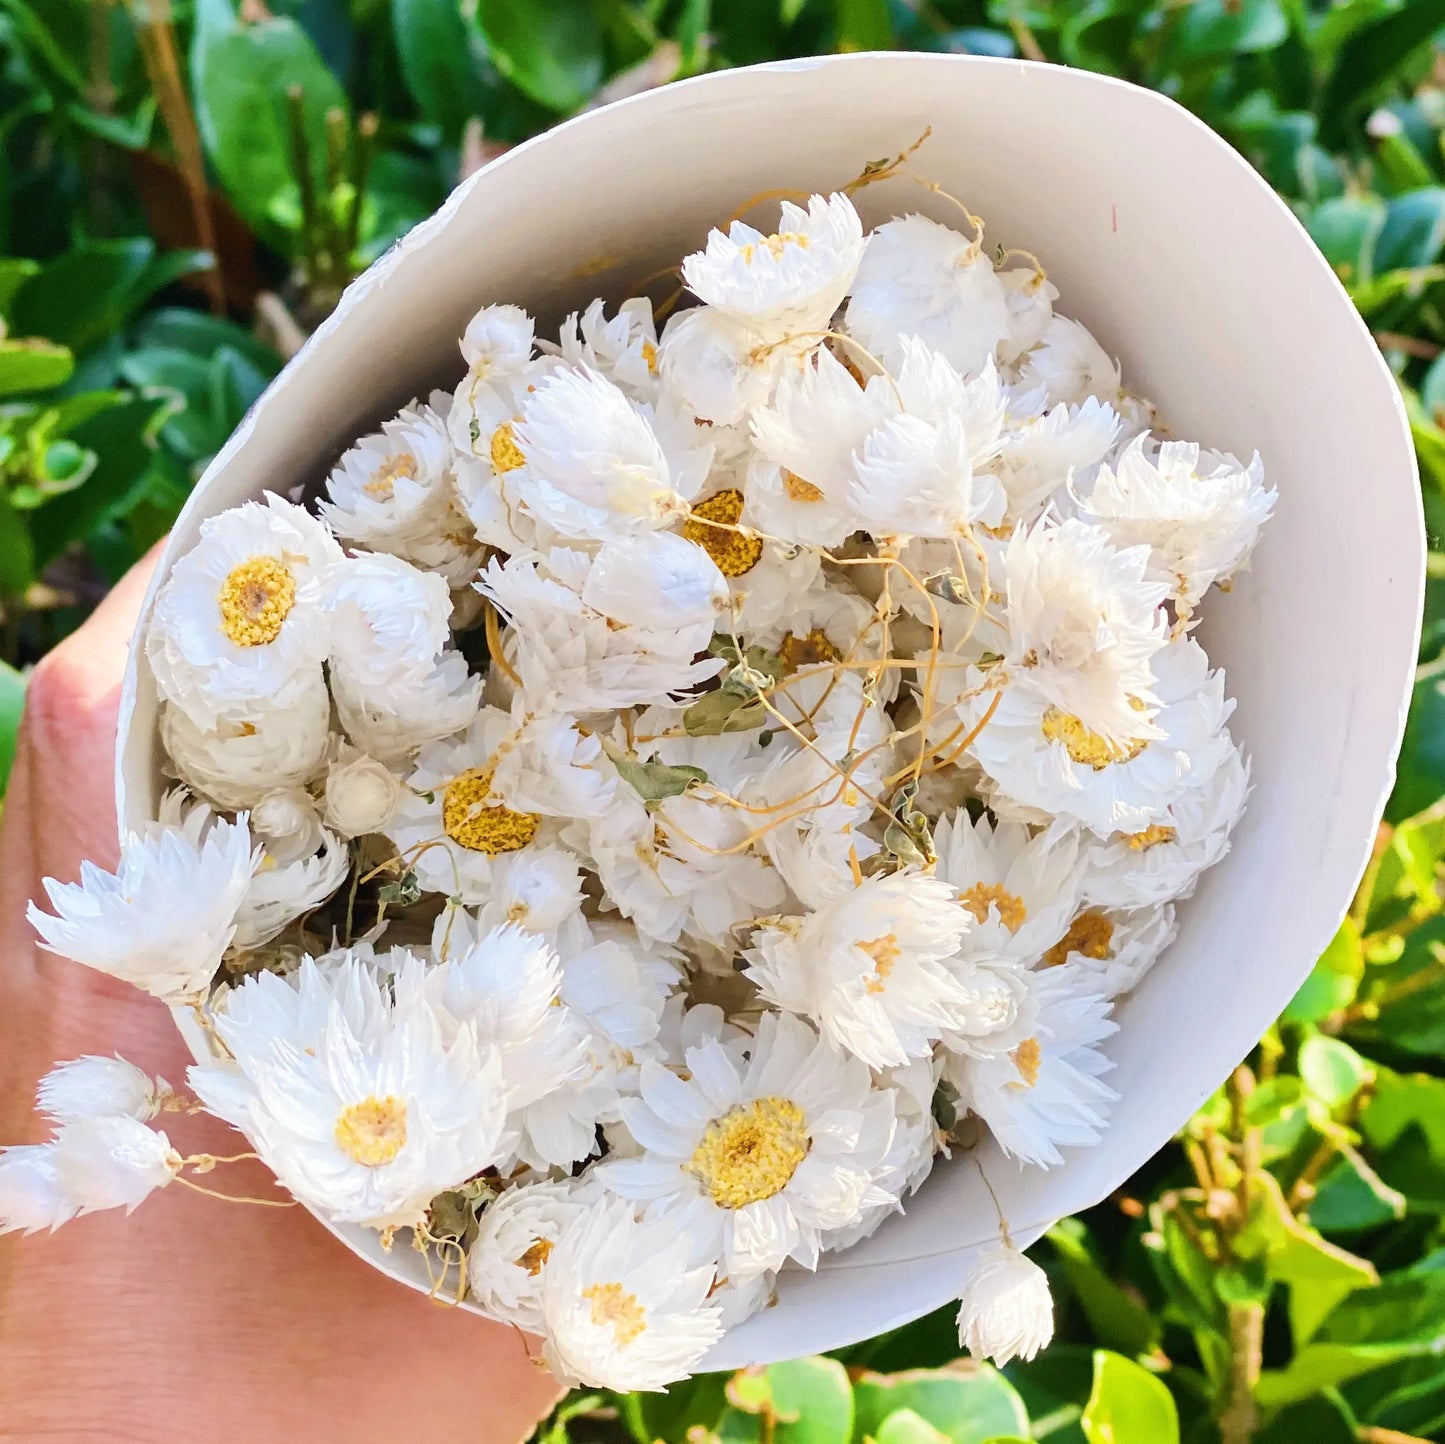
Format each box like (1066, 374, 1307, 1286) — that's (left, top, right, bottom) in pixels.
(37, 1056, 164, 1124)
(28, 809, 256, 1000)
(956, 1242, 1054, 1366)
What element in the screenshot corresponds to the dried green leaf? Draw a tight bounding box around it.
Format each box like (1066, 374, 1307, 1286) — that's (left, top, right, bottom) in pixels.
(601, 735, 709, 800)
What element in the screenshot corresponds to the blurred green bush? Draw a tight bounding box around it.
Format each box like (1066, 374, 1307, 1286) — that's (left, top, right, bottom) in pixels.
(4, 4, 1445, 1440)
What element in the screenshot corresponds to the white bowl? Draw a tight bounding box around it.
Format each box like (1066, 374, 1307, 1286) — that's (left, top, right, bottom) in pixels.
(116, 52, 1422, 1368)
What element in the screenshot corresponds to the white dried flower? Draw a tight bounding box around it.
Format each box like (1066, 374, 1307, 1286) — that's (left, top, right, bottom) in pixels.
(37, 1056, 163, 1124)
(322, 745, 403, 838)
(956, 1242, 1054, 1366)
(52, 1116, 181, 1214)
(28, 809, 256, 1001)
(0, 1145, 76, 1235)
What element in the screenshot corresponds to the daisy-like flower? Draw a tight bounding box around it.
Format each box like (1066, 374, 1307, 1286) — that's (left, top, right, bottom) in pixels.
(326, 551, 456, 695)
(322, 743, 403, 839)
(319, 401, 457, 553)
(556, 298, 661, 399)
(943, 961, 1116, 1168)
(746, 345, 897, 547)
(249, 787, 326, 865)
(825, 1055, 944, 1252)
(845, 213, 1010, 377)
(1078, 436, 1276, 615)
(512, 367, 704, 540)
(602, 1012, 895, 1278)
(961, 638, 1237, 837)
(28, 807, 256, 1000)
(1002, 517, 1169, 746)
(539, 1196, 725, 1391)
(990, 395, 1121, 524)
(685, 193, 865, 336)
(468, 1177, 596, 1331)
(51, 1115, 181, 1215)
(932, 810, 1087, 965)
(191, 953, 508, 1228)
(560, 920, 681, 1066)
(231, 829, 350, 952)
(459, 302, 535, 380)
(389, 706, 607, 904)
(681, 483, 822, 632)
(660, 194, 866, 428)
(745, 871, 973, 1069)
(997, 265, 1059, 367)
(956, 1242, 1054, 1366)
(0, 1146, 76, 1235)
(333, 649, 482, 768)
(1021, 315, 1123, 408)
(1082, 742, 1249, 910)
(160, 676, 331, 810)
(591, 720, 787, 947)
(146, 494, 342, 724)
(37, 1056, 166, 1124)
(434, 845, 589, 955)
(1037, 901, 1177, 1000)
(416, 925, 595, 1170)
(478, 541, 726, 714)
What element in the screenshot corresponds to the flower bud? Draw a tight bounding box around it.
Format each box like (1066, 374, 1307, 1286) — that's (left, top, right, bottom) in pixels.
(323, 748, 402, 838)
(955, 1242, 1054, 1366)
(37, 1056, 160, 1123)
(251, 787, 326, 864)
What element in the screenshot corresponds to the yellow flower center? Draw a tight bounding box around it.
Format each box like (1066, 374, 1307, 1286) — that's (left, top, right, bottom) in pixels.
(217, 556, 296, 648)
(582, 1282, 647, 1346)
(334, 1095, 408, 1166)
(1011, 1038, 1042, 1088)
(741, 231, 809, 263)
(1040, 708, 1148, 770)
(687, 1097, 809, 1209)
(365, 450, 418, 498)
(641, 340, 658, 376)
(442, 768, 540, 854)
(778, 627, 840, 674)
(781, 469, 825, 503)
(960, 882, 1027, 933)
(517, 1237, 553, 1276)
(859, 933, 901, 994)
(682, 489, 763, 577)
(1044, 910, 1115, 968)
(490, 420, 526, 473)
(1125, 824, 1177, 851)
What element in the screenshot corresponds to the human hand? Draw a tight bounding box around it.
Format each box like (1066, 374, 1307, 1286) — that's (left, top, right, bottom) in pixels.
(0, 550, 563, 1443)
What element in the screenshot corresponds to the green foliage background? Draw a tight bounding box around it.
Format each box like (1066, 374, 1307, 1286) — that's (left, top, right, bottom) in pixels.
(4, 3, 1445, 1441)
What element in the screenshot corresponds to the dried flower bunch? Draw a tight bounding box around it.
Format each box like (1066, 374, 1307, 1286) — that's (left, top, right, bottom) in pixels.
(1, 170, 1273, 1390)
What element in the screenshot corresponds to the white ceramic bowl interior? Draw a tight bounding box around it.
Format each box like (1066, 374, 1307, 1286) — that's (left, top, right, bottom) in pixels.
(116, 54, 1422, 1367)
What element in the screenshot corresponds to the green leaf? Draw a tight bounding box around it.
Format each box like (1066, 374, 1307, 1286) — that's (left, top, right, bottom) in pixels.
(683, 688, 769, 735)
(1374, 188, 1445, 272)
(0, 338, 72, 396)
(0, 258, 38, 317)
(0, 487, 36, 596)
(0, 659, 25, 797)
(1361, 1068, 1445, 1161)
(1165, 0, 1287, 65)
(834, 0, 893, 50)
(1047, 1217, 1161, 1357)
(8, 239, 206, 356)
(392, 0, 494, 141)
(475, 0, 604, 113)
(853, 1364, 1029, 1444)
(133, 308, 282, 377)
(1080, 1352, 1178, 1444)
(598, 737, 708, 804)
(192, 7, 348, 243)
(722, 1357, 853, 1443)
(1392, 652, 1445, 821)
(1255, 1392, 1359, 1444)
(873, 1411, 950, 1444)
(1298, 1035, 1373, 1111)
(1320, 4, 1445, 145)
(1282, 919, 1363, 1023)
(28, 396, 170, 569)
(1306, 195, 1386, 286)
